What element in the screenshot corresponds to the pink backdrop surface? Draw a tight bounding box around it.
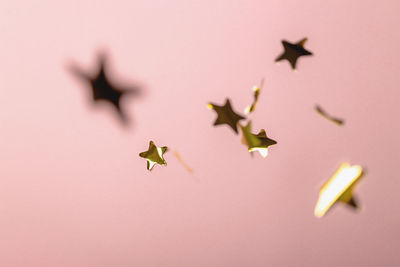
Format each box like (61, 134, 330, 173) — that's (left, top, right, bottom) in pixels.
(0, 0, 400, 266)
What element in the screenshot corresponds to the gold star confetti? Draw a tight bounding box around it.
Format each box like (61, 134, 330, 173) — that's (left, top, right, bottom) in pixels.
(208, 99, 245, 134)
(275, 38, 313, 70)
(139, 141, 168, 171)
(240, 121, 277, 158)
(315, 105, 344, 125)
(314, 163, 364, 218)
(245, 78, 263, 114)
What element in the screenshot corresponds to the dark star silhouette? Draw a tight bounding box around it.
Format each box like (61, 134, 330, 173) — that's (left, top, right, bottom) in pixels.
(275, 38, 313, 69)
(69, 53, 140, 124)
(208, 99, 245, 134)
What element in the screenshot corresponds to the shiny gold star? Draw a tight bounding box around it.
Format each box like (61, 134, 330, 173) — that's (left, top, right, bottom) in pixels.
(240, 121, 277, 158)
(275, 38, 313, 70)
(139, 141, 168, 171)
(208, 99, 245, 134)
(314, 163, 364, 218)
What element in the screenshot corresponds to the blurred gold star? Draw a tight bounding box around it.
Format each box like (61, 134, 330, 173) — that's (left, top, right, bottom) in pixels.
(69, 53, 140, 124)
(275, 38, 313, 70)
(139, 141, 168, 171)
(314, 163, 364, 218)
(208, 99, 245, 134)
(240, 121, 277, 158)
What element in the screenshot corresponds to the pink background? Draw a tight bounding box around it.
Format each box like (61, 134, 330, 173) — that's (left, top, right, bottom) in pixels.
(1, 0, 400, 266)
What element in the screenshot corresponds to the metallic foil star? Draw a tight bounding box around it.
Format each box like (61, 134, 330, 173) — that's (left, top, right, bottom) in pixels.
(315, 105, 344, 126)
(208, 99, 245, 134)
(275, 38, 313, 69)
(240, 121, 277, 158)
(314, 163, 364, 218)
(70, 53, 140, 124)
(139, 141, 168, 171)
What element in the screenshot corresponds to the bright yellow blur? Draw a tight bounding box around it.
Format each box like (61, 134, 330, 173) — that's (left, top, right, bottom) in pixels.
(314, 163, 363, 218)
(148, 160, 156, 170)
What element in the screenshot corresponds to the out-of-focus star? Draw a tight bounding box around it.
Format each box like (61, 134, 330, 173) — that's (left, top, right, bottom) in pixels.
(314, 163, 364, 218)
(275, 38, 313, 70)
(240, 121, 277, 158)
(69, 53, 140, 124)
(139, 141, 168, 171)
(208, 99, 245, 134)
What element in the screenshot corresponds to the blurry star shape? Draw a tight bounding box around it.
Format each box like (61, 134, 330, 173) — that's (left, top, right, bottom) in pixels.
(315, 105, 344, 125)
(275, 38, 313, 70)
(240, 121, 277, 158)
(245, 78, 263, 114)
(70, 53, 140, 124)
(314, 163, 364, 218)
(139, 141, 168, 171)
(208, 99, 245, 134)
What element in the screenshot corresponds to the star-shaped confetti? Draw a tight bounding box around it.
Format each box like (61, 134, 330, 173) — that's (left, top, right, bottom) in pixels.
(139, 141, 168, 171)
(315, 105, 344, 125)
(70, 53, 140, 123)
(314, 163, 364, 218)
(275, 38, 313, 69)
(208, 99, 245, 134)
(240, 121, 277, 158)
